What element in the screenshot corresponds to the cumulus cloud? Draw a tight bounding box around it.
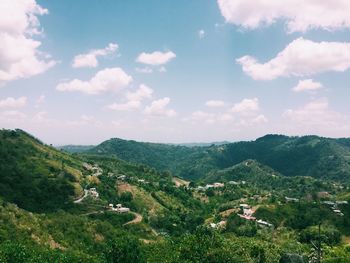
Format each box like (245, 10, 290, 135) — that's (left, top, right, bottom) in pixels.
(136, 51, 176, 66)
(107, 84, 153, 111)
(293, 79, 323, 92)
(0, 0, 56, 84)
(283, 98, 350, 134)
(231, 98, 259, 113)
(72, 43, 118, 68)
(205, 100, 225, 107)
(144, 97, 177, 117)
(0, 96, 27, 108)
(217, 0, 350, 33)
(56, 67, 132, 95)
(126, 84, 153, 101)
(237, 38, 350, 80)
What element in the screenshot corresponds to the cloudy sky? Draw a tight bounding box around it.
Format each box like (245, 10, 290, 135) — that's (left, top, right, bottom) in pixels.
(1, 0, 350, 145)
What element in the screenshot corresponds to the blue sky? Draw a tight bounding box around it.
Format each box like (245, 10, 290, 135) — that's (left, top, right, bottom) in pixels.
(1, 0, 350, 145)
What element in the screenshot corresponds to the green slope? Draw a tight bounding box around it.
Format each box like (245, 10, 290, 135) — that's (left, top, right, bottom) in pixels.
(88, 134, 350, 182)
(0, 129, 84, 212)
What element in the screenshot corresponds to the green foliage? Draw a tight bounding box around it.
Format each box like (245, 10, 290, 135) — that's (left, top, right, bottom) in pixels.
(88, 134, 350, 182)
(226, 214, 257, 237)
(299, 225, 341, 246)
(104, 234, 145, 263)
(0, 129, 81, 212)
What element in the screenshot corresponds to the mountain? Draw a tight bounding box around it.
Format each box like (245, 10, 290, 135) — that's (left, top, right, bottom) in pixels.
(1, 129, 350, 261)
(57, 145, 95, 153)
(88, 134, 350, 182)
(0, 129, 84, 212)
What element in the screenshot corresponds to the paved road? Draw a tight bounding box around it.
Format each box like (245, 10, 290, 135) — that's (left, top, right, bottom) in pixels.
(73, 189, 88, 203)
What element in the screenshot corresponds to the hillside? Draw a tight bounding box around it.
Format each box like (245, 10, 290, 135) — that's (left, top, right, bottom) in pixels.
(0, 129, 85, 212)
(1, 129, 350, 261)
(88, 135, 350, 182)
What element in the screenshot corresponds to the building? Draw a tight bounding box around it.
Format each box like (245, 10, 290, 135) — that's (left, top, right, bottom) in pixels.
(257, 219, 273, 228)
(88, 188, 99, 198)
(213, 182, 225, 188)
(285, 197, 299, 202)
(109, 203, 130, 213)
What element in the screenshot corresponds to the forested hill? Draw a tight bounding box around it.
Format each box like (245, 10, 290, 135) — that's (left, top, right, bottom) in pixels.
(88, 134, 350, 182)
(0, 129, 84, 212)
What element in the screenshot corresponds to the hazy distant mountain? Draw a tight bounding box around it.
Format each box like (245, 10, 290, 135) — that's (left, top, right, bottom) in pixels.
(57, 144, 95, 153)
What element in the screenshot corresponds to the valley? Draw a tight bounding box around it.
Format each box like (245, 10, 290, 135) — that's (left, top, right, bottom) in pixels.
(0, 129, 350, 262)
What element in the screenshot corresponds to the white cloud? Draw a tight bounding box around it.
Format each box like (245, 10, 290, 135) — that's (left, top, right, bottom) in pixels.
(144, 97, 177, 117)
(293, 79, 323, 92)
(231, 98, 259, 113)
(72, 43, 118, 68)
(107, 84, 153, 112)
(126, 84, 153, 101)
(0, 110, 26, 120)
(198, 29, 205, 39)
(107, 100, 141, 111)
(283, 98, 350, 134)
(0, 96, 27, 108)
(136, 51, 176, 66)
(237, 38, 350, 80)
(135, 67, 153, 74)
(251, 114, 268, 124)
(217, 0, 350, 33)
(0, 0, 56, 84)
(56, 67, 132, 95)
(205, 100, 225, 107)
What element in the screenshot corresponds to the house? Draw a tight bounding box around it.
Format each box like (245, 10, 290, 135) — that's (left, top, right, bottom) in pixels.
(205, 184, 214, 189)
(196, 186, 206, 191)
(82, 163, 93, 171)
(285, 197, 299, 202)
(213, 182, 225, 188)
(243, 208, 253, 216)
(107, 172, 114, 177)
(117, 175, 126, 181)
(137, 179, 148, 184)
(88, 188, 99, 198)
(336, 201, 348, 205)
(109, 203, 130, 213)
(322, 201, 335, 206)
(228, 181, 239, 185)
(239, 204, 250, 209)
(333, 209, 344, 216)
(257, 219, 273, 228)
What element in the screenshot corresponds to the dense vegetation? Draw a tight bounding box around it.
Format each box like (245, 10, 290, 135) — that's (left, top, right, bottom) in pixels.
(88, 134, 350, 182)
(1, 129, 350, 262)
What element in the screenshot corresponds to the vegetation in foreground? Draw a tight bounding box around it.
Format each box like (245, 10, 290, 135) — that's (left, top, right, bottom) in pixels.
(0, 129, 350, 262)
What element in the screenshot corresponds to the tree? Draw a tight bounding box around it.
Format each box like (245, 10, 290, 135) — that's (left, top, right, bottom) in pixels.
(104, 235, 145, 263)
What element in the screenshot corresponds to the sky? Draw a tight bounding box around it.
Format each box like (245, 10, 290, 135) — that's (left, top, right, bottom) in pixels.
(1, 0, 350, 145)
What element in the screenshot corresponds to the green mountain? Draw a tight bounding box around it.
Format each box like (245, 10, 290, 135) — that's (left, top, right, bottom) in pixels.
(0, 129, 84, 212)
(57, 145, 95, 153)
(88, 134, 350, 182)
(1, 129, 350, 261)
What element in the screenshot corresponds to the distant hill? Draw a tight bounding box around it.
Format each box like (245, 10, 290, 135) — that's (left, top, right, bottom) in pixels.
(0, 129, 84, 212)
(88, 134, 350, 182)
(57, 145, 95, 153)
